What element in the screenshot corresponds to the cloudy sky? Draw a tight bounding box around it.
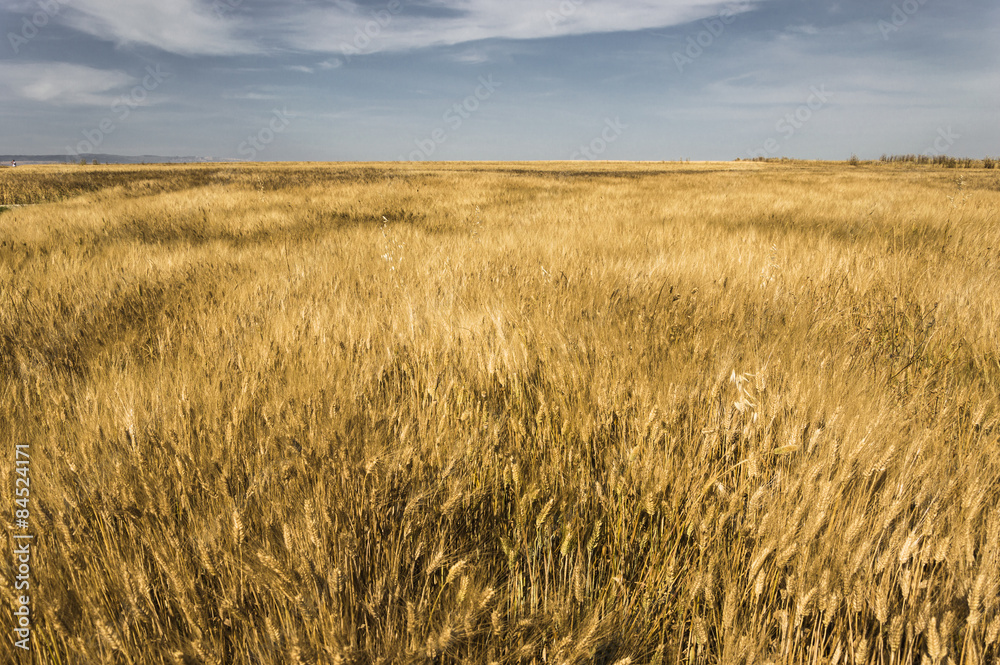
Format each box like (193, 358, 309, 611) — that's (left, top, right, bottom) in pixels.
(1, 0, 997, 161)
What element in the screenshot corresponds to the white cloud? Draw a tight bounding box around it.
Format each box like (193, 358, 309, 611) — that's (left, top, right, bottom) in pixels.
(222, 91, 281, 100)
(59, 0, 258, 56)
(24, 0, 759, 57)
(271, 0, 758, 54)
(0, 62, 134, 105)
(787, 24, 820, 35)
(448, 48, 492, 65)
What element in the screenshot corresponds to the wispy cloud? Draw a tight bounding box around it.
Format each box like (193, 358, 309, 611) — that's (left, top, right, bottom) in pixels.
(268, 0, 759, 54)
(58, 0, 258, 56)
(222, 91, 282, 101)
(447, 48, 493, 65)
(16, 0, 762, 58)
(787, 24, 819, 35)
(0, 62, 134, 105)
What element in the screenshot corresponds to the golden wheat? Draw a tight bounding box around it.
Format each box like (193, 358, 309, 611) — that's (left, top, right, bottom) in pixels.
(0, 160, 998, 663)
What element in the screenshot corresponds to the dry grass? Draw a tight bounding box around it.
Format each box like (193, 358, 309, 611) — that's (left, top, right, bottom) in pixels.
(1, 161, 999, 664)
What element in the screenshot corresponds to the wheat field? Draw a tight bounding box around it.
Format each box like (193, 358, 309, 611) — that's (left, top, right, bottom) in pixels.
(1, 161, 999, 664)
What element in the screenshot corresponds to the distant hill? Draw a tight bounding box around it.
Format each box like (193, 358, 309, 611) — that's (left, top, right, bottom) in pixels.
(0, 154, 227, 165)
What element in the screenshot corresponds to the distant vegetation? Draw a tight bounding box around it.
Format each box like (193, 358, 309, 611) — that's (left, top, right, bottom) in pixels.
(737, 155, 997, 168)
(1, 162, 998, 664)
(879, 154, 997, 169)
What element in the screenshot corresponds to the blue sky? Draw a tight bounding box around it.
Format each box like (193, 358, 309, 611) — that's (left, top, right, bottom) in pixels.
(1, 0, 998, 161)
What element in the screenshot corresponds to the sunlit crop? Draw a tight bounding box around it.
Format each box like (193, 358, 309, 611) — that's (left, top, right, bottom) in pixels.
(1, 161, 998, 664)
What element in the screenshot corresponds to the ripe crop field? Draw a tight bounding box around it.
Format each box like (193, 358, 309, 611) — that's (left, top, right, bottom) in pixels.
(1, 161, 999, 664)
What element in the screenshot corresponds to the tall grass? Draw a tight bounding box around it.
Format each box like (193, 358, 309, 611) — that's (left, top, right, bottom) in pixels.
(1, 161, 999, 664)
